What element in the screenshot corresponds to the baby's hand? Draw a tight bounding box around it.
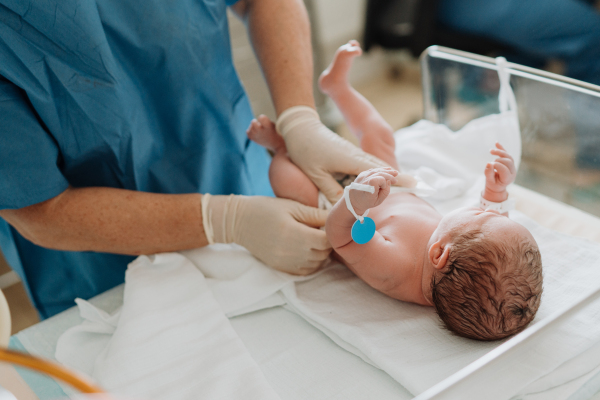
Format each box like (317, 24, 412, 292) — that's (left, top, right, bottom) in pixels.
(484, 142, 516, 194)
(349, 167, 399, 215)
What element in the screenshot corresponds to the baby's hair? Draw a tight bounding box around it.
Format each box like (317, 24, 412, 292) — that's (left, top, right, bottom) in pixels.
(431, 230, 543, 341)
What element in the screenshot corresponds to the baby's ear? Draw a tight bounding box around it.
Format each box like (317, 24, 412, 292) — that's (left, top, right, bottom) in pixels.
(428, 241, 451, 271)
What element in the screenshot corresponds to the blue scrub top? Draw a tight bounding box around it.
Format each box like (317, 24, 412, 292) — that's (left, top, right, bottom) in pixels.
(0, 0, 273, 318)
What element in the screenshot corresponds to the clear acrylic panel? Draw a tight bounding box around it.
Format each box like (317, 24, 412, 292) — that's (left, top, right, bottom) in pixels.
(421, 46, 600, 217)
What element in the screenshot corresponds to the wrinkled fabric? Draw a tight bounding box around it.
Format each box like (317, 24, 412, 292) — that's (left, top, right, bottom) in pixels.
(0, 0, 272, 318)
(57, 254, 282, 400)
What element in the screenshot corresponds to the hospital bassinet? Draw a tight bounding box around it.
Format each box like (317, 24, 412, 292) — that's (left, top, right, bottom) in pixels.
(4, 47, 600, 400)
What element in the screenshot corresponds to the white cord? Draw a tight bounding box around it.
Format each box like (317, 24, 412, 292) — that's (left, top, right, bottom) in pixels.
(343, 182, 375, 223)
(496, 56, 517, 114)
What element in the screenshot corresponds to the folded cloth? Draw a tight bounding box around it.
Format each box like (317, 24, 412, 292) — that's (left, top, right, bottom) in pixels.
(55, 299, 121, 376)
(179, 244, 312, 317)
(57, 253, 281, 400)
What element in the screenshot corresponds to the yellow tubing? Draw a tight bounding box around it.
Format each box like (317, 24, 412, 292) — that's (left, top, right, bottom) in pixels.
(0, 347, 104, 393)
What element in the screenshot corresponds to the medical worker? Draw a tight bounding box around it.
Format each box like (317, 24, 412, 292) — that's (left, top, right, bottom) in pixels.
(0, 0, 383, 318)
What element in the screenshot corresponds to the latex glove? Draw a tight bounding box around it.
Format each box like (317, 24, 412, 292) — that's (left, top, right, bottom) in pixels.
(484, 142, 517, 199)
(202, 194, 331, 275)
(349, 168, 399, 215)
(276, 106, 393, 203)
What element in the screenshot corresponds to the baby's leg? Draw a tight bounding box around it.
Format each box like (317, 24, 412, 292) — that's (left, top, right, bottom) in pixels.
(247, 116, 319, 208)
(319, 40, 398, 170)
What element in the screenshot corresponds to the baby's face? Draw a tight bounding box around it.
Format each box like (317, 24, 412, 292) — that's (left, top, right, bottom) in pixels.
(435, 206, 533, 250)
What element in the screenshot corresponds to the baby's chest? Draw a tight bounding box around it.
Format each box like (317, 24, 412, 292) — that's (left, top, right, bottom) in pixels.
(369, 194, 439, 238)
(370, 193, 436, 221)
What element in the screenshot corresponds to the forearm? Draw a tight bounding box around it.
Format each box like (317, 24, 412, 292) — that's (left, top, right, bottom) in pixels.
(236, 0, 315, 114)
(325, 200, 357, 250)
(0, 187, 207, 255)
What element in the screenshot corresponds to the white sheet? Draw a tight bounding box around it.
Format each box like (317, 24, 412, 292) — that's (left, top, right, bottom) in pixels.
(16, 284, 414, 400)
(57, 254, 280, 400)
(280, 210, 600, 395)
(55, 212, 600, 399)
(229, 307, 413, 400)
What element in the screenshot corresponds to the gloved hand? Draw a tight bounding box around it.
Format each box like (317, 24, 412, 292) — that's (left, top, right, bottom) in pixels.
(201, 194, 331, 275)
(276, 106, 391, 203)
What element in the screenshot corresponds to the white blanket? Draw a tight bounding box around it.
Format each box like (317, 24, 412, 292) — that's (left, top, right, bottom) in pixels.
(56, 253, 281, 400)
(56, 115, 600, 399)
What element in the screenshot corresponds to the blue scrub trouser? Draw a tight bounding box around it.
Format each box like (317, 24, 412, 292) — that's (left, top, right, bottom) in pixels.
(437, 0, 600, 85)
(438, 0, 600, 166)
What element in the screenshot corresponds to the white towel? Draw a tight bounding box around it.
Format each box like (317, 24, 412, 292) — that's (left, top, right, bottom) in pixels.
(58, 253, 281, 400)
(179, 244, 313, 317)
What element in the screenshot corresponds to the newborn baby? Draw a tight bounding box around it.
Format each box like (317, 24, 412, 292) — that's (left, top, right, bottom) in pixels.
(248, 40, 543, 341)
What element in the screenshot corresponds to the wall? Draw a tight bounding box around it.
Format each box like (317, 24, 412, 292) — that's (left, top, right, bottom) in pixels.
(229, 0, 388, 121)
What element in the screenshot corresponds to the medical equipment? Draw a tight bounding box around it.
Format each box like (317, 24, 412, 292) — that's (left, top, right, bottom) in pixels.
(9, 47, 600, 400)
(0, 300, 103, 400)
(422, 45, 600, 216)
(416, 46, 600, 399)
(0, 349, 104, 394)
(344, 182, 376, 244)
(479, 194, 515, 212)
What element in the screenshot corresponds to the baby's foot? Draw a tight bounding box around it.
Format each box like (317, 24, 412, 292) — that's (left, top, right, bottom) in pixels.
(318, 40, 362, 96)
(246, 115, 286, 153)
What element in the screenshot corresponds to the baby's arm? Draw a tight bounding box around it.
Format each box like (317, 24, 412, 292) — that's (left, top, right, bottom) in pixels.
(326, 168, 398, 251)
(483, 142, 517, 214)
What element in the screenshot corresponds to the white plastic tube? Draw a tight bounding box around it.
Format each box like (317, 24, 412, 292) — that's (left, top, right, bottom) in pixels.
(0, 290, 11, 346)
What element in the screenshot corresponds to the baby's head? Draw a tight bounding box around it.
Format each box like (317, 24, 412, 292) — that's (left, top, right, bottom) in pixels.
(426, 207, 543, 341)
